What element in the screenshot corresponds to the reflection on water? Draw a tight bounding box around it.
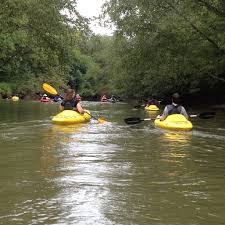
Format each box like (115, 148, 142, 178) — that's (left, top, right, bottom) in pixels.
(145, 110, 159, 119)
(0, 101, 225, 224)
(159, 132, 191, 166)
(51, 124, 85, 134)
(162, 131, 192, 144)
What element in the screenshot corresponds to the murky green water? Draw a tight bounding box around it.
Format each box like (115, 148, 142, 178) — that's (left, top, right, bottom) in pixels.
(0, 100, 225, 225)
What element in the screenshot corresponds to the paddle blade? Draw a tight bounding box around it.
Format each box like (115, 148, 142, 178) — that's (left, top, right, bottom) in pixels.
(124, 117, 142, 125)
(199, 111, 216, 119)
(86, 111, 108, 124)
(133, 104, 145, 109)
(42, 83, 58, 95)
(98, 117, 107, 123)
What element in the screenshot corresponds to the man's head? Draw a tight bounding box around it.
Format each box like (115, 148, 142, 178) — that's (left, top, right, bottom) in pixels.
(172, 93, 180, 104)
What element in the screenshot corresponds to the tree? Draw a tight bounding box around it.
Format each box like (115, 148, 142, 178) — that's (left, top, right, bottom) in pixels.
(102, 0, 225, 98)
(0, 0, 89, 96)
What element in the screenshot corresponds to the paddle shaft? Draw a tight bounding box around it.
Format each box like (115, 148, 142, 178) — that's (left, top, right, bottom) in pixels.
(189, 112, 215, 119)
(124, 117, 151, 124)
(125, 111, 215, 125)
(85, 111, 98, 120)
(189, 115, 198, 118)
(141, 118, 152, 121)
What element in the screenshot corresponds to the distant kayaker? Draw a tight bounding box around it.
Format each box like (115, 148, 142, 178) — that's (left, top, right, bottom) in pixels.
(41, 94, 50, 100)
(159, 93, 188, 121)
(75, 93, 81, 102)
(146, 95, 160, 107)
(109, 95, 117, 103)
(60, 89, 86, 114)
(101, 95, 108, 102)
(53, 94, 62, 102)
(42, 94, 48, 99)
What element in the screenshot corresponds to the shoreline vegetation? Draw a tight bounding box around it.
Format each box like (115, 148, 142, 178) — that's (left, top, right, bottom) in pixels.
(0, 0, 225, 106)
(2, 93, 225, 110)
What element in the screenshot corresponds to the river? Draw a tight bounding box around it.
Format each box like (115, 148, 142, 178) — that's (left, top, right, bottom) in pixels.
(0, 100, 225, 225)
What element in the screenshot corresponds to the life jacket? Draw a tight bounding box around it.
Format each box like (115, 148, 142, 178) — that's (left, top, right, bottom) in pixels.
(61, 99, 78, 110)
(167, 104, 182, 115)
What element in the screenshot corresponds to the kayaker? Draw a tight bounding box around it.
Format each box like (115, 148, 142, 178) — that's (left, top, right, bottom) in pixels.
(75, 93, 81, 102)
(101, 95, 108, 102)
(109, 95, 117, 103)
(159, 93, 188, 121)
(60, 89, 86, 114)
(53, 94, 63, 102)
(41, 94, 49, 100)
(146, 95, 160, 107)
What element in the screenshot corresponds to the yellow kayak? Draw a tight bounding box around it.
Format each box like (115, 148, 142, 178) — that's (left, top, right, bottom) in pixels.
(52, 110, 91, 125)
(145, 105, 159, 111)
(154, 114, 193, 131)
(12, 96, 19, 101)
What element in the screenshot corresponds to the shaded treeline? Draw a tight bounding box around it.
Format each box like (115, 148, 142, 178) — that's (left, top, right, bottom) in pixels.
(1, 0, 225, 102)
(102, 0, 225, 101)
(0, 0, 109, 98)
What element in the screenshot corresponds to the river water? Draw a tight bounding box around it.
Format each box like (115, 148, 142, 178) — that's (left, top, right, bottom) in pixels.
(0, 100, 225, 225)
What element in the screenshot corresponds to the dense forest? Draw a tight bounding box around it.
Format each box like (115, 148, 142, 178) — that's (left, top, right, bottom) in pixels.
(0, 0, 225, 102)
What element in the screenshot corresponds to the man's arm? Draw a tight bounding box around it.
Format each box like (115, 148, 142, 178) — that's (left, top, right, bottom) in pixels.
(160, 106, 169, 121)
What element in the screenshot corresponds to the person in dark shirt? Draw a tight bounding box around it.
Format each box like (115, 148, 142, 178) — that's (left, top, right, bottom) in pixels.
(146, 95, 160, 107)
(60, 89, 86, 114)
(53, 95, 62, 102)
(159, 93, 188, 121)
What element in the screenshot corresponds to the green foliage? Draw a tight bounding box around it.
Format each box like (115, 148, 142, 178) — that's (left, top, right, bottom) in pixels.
(76, 35, 115, 96)
(0, 0, 89, 96)
(102, 0, 225, 98)
(0, 83, 12, 97)
(1, 0, 225, 100)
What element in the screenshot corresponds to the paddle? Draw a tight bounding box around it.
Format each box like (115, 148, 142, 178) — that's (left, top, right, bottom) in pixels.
(43, 83, 58, 95)
(133, 104, 145, 109)
(42, 83, 107, 123)
(189, 111, 216, 119)
(124, 112, 216, 125)
(124, 117, 152, 125)
(42, 83, 63, 99)
(85, 111, 107, 124)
